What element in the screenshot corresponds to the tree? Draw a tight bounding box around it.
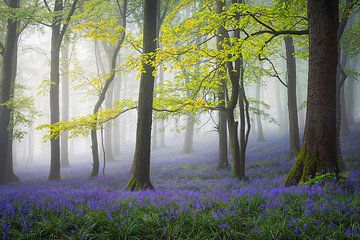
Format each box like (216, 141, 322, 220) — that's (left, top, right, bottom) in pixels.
(127, 0, 157, 191)
(60, 42, 70, 167)
(46, 0, 78, 180)
(255, 81, 265, 142)
(284, 36, 300, 154)
(0, 0, 20, 184)
(285, 0, 339, 186)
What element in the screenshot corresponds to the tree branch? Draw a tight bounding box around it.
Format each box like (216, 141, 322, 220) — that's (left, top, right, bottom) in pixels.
(59, 0, 79, 43)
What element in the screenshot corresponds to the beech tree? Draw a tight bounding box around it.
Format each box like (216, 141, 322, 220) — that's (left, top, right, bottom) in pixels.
(285, 0, 339, 186)
(45, 0, 79, 180)
(0, 0, 20, 184)
(127, 0, 157, 191)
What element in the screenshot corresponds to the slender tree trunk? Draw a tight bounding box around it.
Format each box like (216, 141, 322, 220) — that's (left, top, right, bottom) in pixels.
(48, 0, 63, 181)
(26, 126, 34, 166)
(218, 78, 229, 168)
(104, 80, 115, 161)
(215, 0, 229, 169)
(255, 82, 265, 142)
(285, 0, 339, 186)
(340, 84, 349, 136)
(158, 65, 165, 147)
(0, 0, 20, 184)
(346, 62, 355, 125)
(284, 36, 300, 154)
(275, 83, 285, 131)
(61, 42, 70, 167)
(182, 114, 195, 153)
(127, 0, 157, 191)
(112, 75, 121, 156)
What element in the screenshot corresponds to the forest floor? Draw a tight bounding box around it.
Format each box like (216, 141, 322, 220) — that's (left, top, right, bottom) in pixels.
(1, 125, 360, 239)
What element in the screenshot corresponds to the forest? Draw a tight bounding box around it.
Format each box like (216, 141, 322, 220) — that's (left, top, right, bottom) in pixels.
(0, 0, 359, 239)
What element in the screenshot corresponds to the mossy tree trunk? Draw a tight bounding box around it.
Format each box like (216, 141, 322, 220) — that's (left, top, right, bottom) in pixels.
(285, 0, 339, 186)
(127, 0, 157, 191)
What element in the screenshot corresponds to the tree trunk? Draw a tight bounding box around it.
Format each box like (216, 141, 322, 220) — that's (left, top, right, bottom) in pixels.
(158, 65, 165, 147)
(61, 42, 70, 167)
(182, 114, 195, 153)
(275, 83, 286, 132)
(104, 80, 115, 161)
(48, 0, 63, 181)
(218, 79, 229, 169)
(255, 82, 265, 142)
(285, 0, 339, 186)
(284, 36, 300, 154)
(0, 0, 20, 184)
(340, 84, 350, 136)
(127, 0, 157, 191)
(346, 59, 355, 125)
(112, 75, 121, 156)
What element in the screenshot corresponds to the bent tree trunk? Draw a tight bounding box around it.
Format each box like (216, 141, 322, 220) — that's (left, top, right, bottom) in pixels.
(0, 0, 20, 184)
(284, 36, 300, 155)
(285, 0, 339, 186)
(127, 0, 157, 191)
(90, 42, 122, 177)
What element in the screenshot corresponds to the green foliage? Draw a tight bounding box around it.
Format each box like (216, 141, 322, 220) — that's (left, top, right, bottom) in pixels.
(37, 99, 136, 140)
(300, 172, 347, 187)
(0, 84, 41, 141)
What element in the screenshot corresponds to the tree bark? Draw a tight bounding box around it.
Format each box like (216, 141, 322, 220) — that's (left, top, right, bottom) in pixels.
(112, 74, 121, 156)
(48, 0, 63, 181)
(127, 0, 157, 191)
(255, 82, 265, 142)
(60, 42, 70, 167)
(0, 0, 20, 184)
(182, 114, 195, 153)
(285, 0, 339, 186)
(284, 36, 300, 154)
(158, 65, 165, 147)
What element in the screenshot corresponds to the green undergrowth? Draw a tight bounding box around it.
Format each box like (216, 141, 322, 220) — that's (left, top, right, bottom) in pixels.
(2, 190, 359, 240)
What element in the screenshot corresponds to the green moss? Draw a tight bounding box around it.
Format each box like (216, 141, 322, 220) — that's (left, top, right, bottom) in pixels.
(126, 176, 153, 191)
(285, 148, 320, 186)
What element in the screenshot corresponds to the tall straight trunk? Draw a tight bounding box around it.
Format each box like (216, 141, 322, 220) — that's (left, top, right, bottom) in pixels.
(275, 83, 285, 131)
(337, 51, 349, 137)
(0, 0, 20, 184)
(127, 0, 157, 191)
(346, 62, 355, 125)
(218, 79, 229, 168)
(182, 114, 195, 153)
(340, 84, 349, 136)
(284, 36, 300, 154)
(112, 75, 121, 156)
(61, 42, 70, 167)
(215, 0, 228, 169)
(297, 73, 305, 129)
(255, 82, 265, 142)
(158, 65, 165, 147)
(285, 0, 339, 186)
(48, 0, 62, 181)
(104, 80, 115, 161)
(26, 126, 34, 166)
